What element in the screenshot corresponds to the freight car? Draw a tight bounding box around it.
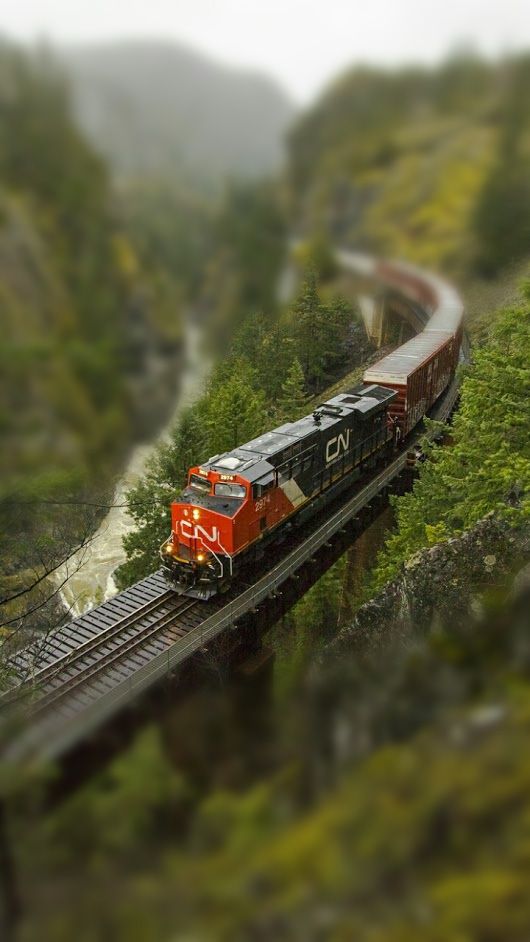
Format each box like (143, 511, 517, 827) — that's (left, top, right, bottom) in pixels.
(161, 383, 397, 597)
(364, 263, 463, 434)
(363, 328, 460, 434)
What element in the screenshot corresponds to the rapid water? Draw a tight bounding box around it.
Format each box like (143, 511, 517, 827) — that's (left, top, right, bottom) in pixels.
(57, 321, 208, 616)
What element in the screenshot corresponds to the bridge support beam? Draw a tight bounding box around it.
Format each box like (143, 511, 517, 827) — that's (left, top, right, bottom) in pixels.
(358, 294, 385, 347)
(359, 290, 425, 348)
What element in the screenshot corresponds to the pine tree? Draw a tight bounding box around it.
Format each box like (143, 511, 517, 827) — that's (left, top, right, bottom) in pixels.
(115, 403, 209, 588)
(258, 323, 296, 400)
(206, 371, 265, 454)
(371, 289, 530, 591)
(291, 269, 323, 386)
(290, 271, 353, 391)
(277, 358, 309, 421)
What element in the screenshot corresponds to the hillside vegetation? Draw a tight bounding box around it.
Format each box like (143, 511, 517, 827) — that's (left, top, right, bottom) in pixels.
(371, 289, 530, 590)
(288, 54, 530, 280)
(0, 43, 184, 642)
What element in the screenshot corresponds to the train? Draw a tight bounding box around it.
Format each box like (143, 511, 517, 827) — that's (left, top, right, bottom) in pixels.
(160, 257, 464, 599)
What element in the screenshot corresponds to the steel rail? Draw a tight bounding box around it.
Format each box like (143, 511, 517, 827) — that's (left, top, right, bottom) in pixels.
(4, 589, 179, 695)
(27, 599, 198, 717)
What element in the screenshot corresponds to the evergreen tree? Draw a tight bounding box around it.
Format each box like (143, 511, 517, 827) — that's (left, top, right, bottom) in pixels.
(277, 358, 309, 421)
(290, 271, 353, 391)
(322, 296, 352, 374)
(258, 323, 296, 401)
(206, 370, 265, 454)
(291, 269, 322, 386)
(232, 312, 268, 364)
(372, 289, 530, 590)
(116, 404, 209, 588)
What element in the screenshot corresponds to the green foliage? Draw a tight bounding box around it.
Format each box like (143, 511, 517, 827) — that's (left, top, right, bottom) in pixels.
(371, 293, 530, 590)
(28, 727, 185, 867)
(287, 53, 530, 279)
(472, 57, 530, 275)
(115, 405, 206, 588)
(276, 357, 308, 420)
(205, 362, 266, 454)
(289, 270, 354, 391)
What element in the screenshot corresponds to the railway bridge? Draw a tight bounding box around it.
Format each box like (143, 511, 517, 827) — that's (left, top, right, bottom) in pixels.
(0, 250, 467, 791)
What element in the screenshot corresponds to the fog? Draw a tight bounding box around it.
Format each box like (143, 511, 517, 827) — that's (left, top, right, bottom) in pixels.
(2, 0, 530, 100)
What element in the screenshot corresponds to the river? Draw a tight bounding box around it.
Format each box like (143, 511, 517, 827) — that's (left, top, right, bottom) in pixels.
(57, 321, 208, 616)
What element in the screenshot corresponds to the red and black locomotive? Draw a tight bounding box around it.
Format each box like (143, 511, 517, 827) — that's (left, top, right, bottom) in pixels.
(161, 383, 396, 598)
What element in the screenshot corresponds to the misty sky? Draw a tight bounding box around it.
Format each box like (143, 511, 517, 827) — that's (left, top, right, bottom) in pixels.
(2, 0, 529, 102)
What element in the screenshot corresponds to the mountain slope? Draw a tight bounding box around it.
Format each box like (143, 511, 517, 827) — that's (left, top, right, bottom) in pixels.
(61, 41, 295, 189)
(287, 54, 530, 279)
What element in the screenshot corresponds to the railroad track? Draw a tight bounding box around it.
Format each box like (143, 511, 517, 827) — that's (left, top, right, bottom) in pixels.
(7, 591, 200, 717)
(7, 580, 160, 680)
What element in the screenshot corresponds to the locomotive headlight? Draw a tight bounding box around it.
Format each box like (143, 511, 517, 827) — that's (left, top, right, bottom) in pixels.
(192, 508, 200, 520)
(164, 542, 175, 555)
(196, 553, 205, 563)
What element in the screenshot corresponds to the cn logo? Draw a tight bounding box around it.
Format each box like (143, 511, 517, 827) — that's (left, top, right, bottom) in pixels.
(180, 520, 219, 544)
(326, 430, 350, 464)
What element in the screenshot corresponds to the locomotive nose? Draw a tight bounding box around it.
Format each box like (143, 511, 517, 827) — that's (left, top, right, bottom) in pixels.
(172, 503, 222, 557)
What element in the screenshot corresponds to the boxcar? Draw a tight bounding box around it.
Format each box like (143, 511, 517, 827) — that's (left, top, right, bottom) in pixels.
(363, 329, 459, 435)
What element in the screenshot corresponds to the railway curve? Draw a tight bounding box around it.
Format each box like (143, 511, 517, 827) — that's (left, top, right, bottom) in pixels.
(0, 250, 467, 767)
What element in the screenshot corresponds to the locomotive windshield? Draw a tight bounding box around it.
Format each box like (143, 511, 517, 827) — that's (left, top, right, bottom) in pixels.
(214, 482, 246, 498)
(189, 474, 211, 493)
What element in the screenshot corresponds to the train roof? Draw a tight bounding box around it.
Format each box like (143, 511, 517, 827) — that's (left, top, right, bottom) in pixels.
(200, 383, 396, 481)
(324, 383, 397, 416)
(364, 330, 454, 385)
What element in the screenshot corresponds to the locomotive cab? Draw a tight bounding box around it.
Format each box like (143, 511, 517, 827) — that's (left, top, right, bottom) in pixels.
(160, 464, 250, 598)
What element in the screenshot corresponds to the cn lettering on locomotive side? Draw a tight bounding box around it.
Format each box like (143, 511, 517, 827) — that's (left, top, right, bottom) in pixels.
(326, 430, 351, 464)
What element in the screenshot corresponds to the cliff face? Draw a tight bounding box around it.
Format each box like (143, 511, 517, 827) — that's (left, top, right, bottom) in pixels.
(296, 515, 530, 794)
(0, 44, 182, 501)
(333, 515, 529, 657)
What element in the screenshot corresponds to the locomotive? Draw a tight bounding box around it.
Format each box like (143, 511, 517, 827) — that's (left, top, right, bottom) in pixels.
(161, 258, 463, 599)
(161, 383, 397, 598)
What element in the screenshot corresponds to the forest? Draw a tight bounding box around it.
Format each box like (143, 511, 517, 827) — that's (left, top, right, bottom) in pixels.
(0, 36, 529, 942)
